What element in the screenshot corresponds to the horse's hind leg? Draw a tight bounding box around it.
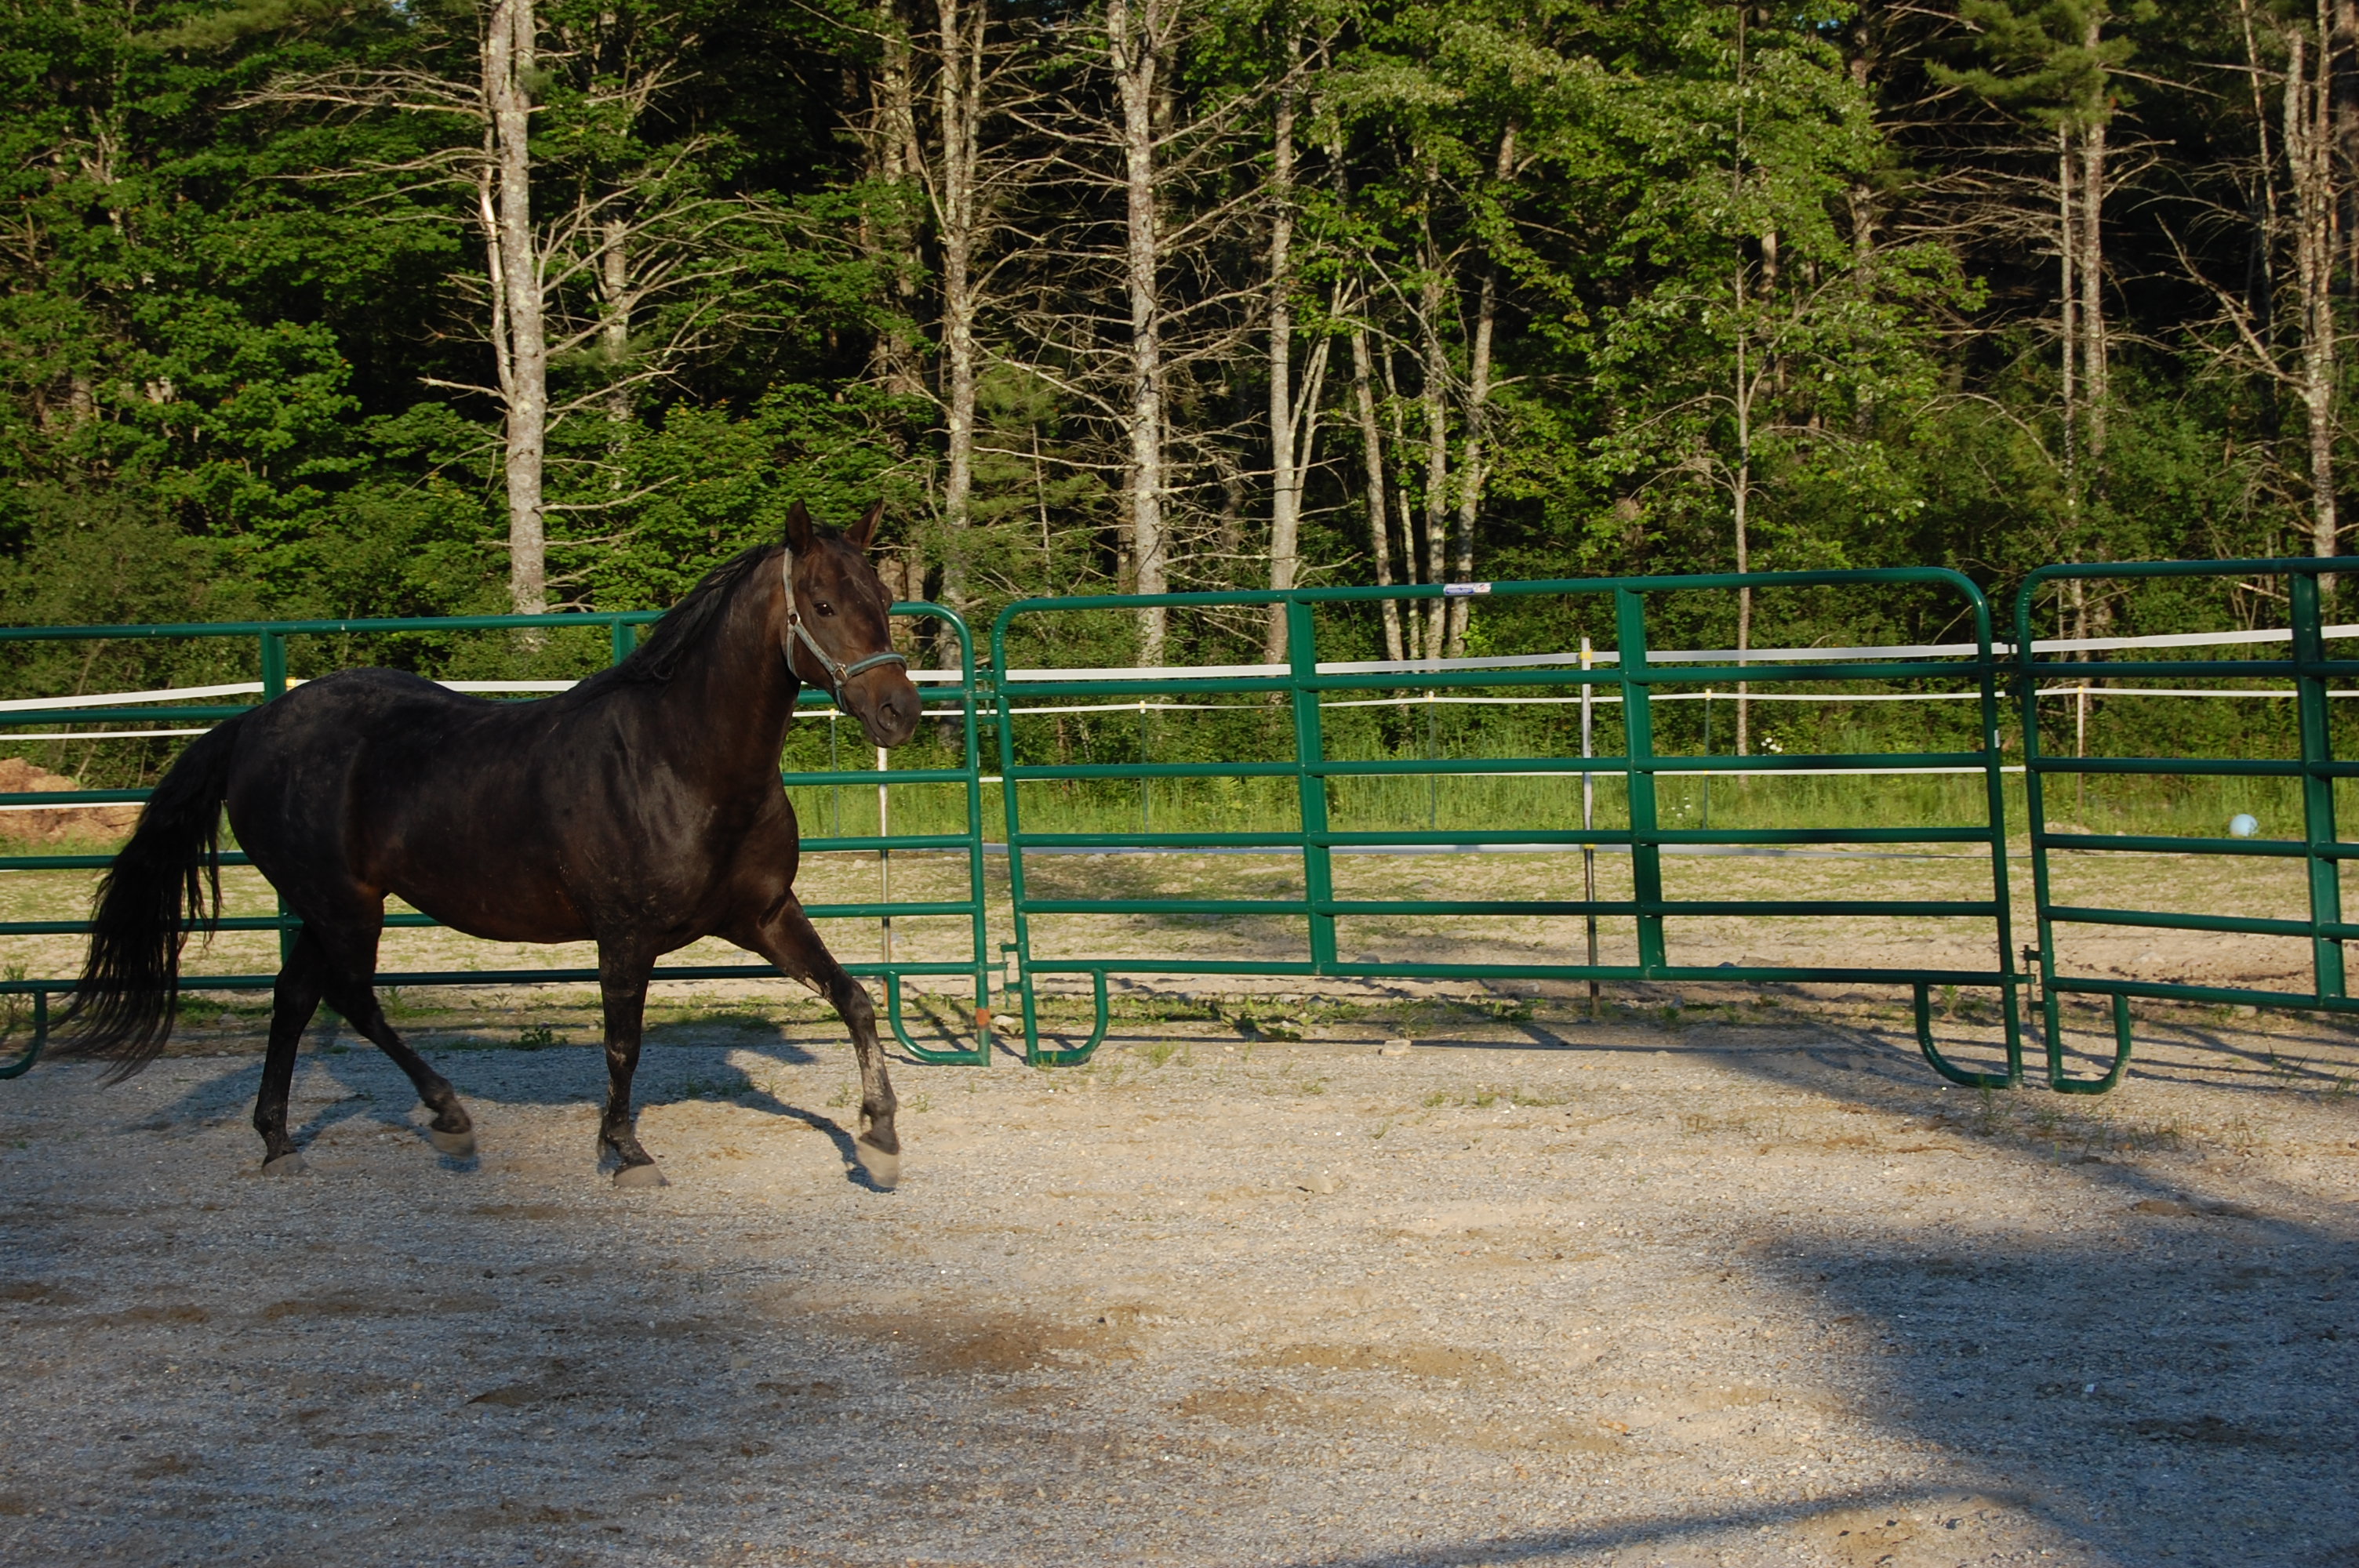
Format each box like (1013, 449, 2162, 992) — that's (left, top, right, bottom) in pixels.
(302, 909, 476, 1156)
(732, 898, 898, 1188)
(320, 969, 475, 1157)
(256, 929, 328, 1175)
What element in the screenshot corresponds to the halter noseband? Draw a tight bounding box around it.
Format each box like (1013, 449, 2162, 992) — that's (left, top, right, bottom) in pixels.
(780, 546, 909, 701)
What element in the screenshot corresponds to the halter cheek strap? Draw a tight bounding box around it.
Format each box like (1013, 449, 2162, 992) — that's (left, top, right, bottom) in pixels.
(780, 546, 909, 700)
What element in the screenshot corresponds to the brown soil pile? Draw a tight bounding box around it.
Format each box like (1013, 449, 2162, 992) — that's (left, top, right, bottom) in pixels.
(0, 755, 138, 842)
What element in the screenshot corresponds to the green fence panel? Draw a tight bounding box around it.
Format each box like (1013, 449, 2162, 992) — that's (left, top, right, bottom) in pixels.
(0, 603, 992, 1073)
(2016, 557, 2359, 1092)
(993, 570, 2026, 1083)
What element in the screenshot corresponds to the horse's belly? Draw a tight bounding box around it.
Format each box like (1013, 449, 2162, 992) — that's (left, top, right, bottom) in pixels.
(388, 877, 595, 947)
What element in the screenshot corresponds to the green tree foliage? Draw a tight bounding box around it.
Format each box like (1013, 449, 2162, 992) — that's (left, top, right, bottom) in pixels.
(0, 0, 2336, 686)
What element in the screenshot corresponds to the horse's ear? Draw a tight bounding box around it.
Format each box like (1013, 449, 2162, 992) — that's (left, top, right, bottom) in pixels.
(845, 500, 885, 554)
(783, 500, 816, 553)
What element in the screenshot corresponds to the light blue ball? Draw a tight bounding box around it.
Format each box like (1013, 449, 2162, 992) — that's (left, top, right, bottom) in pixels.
(2230, 813, 2260, 838)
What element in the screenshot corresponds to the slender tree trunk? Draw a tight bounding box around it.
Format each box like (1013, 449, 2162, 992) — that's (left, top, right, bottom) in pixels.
(600, 217, 632, 423)
(871, 0, 929, 398)
(2079, 38, 2110, 461)
(1110, 0, 1168, 664)
(1417, 165, 1449, 660)
(487, 0, 546, 615)
(2058, 124, 2078, 532)
(1379, 343, 1425, 659)
(932, 0, 985, 652)
(1263, 32, 1300, 662)
(1732, 262, 1751, 758)
(1445, 124, 1516, 658)
(2331, 0, 2359, 285)
(2291, 24, 2342, 561)
(1350, 321, 1404, 662)
(2243, 0, 2282, 325)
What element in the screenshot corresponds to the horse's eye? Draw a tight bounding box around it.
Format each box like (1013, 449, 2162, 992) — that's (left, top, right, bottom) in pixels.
(816, 601, 834, 616)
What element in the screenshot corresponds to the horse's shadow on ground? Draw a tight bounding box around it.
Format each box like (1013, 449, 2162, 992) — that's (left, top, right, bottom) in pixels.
(131, 1022, 906, 1189)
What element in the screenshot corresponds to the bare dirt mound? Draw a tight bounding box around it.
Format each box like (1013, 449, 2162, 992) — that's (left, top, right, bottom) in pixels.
(0, 756, 138, 843)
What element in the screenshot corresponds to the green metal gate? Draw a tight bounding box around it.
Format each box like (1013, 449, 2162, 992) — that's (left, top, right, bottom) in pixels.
(992, 570, 2026, 1084)
(0, 603, 993, 1076)
(2016, 557, 2359, 1091)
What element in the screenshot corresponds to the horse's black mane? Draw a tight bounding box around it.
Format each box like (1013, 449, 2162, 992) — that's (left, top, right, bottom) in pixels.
(605, 545, 775, 684)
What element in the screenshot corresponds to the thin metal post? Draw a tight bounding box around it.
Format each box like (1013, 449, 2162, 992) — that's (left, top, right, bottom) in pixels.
(1702, 688, 1713, 829)
(829, 712, 841, 836)
(1425, 691, 1438, 829)
(1615, 589, 1667, 971)
(260, 631, 293, 964)
(2292, 572, 2343, 1000)
(1140, 699, 1150, 835)
(1289, 597, 1337, 971)
(878, 744, 893, 966)
(2075, 682, 2088, 816)
(1581, 637, 1598, 1019)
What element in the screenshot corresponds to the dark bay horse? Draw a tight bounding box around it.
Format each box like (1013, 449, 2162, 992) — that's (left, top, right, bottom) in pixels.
(53, 502, 921, 1188)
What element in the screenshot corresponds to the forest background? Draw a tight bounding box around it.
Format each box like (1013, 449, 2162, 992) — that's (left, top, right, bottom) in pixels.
(0, 0, 2349, 715)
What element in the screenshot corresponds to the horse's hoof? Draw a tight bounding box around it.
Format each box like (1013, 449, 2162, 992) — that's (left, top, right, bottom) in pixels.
(429, 1127, 477, 1157)
(853, 1139, 900, 1189)
(613, 1162, 668, 1189)
(260, 1152, 308, 1178)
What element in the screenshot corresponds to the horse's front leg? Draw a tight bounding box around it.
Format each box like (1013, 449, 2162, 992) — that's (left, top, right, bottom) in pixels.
(595, 943, 665, 1189)
(732, 898, 899, 1188)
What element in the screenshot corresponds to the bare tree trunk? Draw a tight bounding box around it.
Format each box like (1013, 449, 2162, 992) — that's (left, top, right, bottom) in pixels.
(2078, 26, 2110, 461)
(2332, 0, 2359, 285)
(1445, 124, 1515, 659)
(1732, 262, 1752, 758)
(2291, 23, 2342, 561)
(1417, 165, 1449, 660)
(2243, 0, 2283, 321)
(871, 0, 929, 398)
(2058, 124, 2079, 537)
(1350, 321, 1404, 662)
(487, 0, 546, 615)
(1379, 343, 1424, 660)
(600, 217, 632, 423)
(1263, 31, 1300, 662)
(1110, 0, 1168, 664)
(931, 0, 986, 652)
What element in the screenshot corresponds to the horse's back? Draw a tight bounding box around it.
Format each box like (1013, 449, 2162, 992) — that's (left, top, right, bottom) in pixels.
(223, 670, 593, 935)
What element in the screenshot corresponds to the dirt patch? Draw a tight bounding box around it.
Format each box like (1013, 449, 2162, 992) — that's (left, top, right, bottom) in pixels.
(0, 757, 139, 842)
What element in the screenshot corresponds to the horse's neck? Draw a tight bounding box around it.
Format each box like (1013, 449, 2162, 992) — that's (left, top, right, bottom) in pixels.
(650, 574, 801, 768)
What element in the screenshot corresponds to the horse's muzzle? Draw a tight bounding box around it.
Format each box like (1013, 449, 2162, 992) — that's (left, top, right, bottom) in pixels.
(850, 667, 923, 748)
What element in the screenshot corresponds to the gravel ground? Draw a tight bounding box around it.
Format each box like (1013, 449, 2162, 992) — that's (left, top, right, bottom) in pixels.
(1, 994, 2355, 1568)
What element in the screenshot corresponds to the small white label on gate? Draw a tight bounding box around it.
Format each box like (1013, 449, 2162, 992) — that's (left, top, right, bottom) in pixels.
(1444, 581, 1492, 597)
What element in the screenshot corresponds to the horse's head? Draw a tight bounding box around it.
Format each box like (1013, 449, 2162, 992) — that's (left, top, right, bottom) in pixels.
(780, 500, 922, 748)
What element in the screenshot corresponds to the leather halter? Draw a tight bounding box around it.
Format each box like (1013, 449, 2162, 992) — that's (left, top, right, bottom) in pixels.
(780, 546, 909, 701)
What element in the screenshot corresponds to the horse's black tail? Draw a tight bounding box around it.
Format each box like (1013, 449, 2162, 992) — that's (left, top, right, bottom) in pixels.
(50, 716, 244, 1082)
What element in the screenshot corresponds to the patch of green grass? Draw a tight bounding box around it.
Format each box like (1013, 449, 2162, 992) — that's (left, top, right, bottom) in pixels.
(515, 1024, 563, 1051)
